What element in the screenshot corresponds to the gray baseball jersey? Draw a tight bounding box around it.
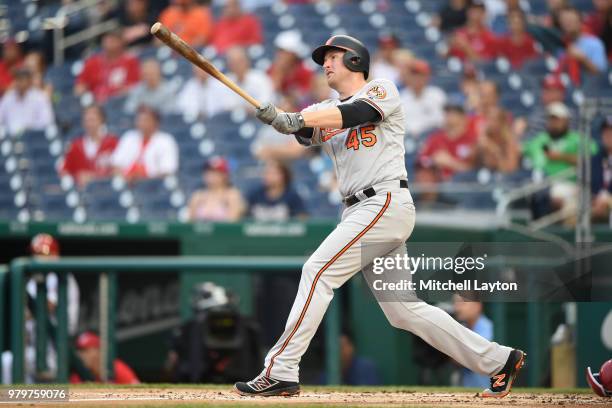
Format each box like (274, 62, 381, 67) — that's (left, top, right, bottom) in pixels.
(297, 78, 407, 198)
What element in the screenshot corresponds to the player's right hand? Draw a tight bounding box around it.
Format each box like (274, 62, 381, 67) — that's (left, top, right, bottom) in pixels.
(255, 102, 278, 125)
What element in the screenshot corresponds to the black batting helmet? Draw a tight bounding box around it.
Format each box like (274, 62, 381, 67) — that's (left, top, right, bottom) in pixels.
(312, 35, 370, 79)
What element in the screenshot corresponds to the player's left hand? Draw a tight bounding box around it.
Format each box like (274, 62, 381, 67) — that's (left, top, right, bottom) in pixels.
(271, 112, 305, 134)
(255, 102, 278, 125)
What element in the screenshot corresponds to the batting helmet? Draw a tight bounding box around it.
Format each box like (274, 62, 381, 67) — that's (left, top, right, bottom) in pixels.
(30, 233, 59, 256)
(312, 35, 370, 79)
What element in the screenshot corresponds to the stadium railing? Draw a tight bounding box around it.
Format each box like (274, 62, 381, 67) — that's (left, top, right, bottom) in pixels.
(8, 256, 342, 385)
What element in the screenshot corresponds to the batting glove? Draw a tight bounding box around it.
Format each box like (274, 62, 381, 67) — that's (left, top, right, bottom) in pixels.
(271, 112, 305, 134)
(255, 102, 278, 125)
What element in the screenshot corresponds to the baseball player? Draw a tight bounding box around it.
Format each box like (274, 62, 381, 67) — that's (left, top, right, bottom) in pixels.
(234, 35, 525, 398)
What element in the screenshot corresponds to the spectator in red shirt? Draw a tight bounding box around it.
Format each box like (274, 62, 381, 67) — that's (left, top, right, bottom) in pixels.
(60, 105, 118, 187)
(75, 32, 140, 102)
(211, 0, 263, 54)
(448, 0, 498, 62)
(159, 0, 213, 47)
(70, 332, 140, 384)
(471, 80, 506, 135)
(584, 0, 610, 37)
(417, 102, 478, 194)
(474, 106, 521, 173)
(0, 39, 23, 95)
(556, 6, 608, 83)
(496, 9, 540, 68)
(268, 30, 313, 102)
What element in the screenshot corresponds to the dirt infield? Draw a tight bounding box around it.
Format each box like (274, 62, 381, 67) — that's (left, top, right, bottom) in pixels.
(11, 385, 606, 408)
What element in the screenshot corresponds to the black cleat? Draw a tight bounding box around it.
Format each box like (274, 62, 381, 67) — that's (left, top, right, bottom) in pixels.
(481, 349, 526, 398)
(233, 375, 300, 397)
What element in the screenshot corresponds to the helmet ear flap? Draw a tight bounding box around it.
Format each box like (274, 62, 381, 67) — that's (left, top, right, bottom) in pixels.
(343, 50, 361, 72)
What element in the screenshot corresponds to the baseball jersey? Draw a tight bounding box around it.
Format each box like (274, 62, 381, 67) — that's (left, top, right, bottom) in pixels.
(297, 78, 407, 197)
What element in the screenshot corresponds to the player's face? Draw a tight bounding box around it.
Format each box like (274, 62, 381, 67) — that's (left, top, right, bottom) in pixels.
(323, 49, 350, 88)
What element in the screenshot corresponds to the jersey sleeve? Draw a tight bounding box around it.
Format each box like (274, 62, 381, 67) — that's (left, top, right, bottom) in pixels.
(355, 79, 401, 123)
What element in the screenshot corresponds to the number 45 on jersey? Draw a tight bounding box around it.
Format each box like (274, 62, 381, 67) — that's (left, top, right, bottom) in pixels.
(345, 125, 377, 150)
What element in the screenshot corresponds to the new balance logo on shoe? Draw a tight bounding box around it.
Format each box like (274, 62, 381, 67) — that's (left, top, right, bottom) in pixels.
(234, 375, 300, 397)
(248, 376, 279, 392)
(492, 374, 506, 388)
(482, 350, 526, 398)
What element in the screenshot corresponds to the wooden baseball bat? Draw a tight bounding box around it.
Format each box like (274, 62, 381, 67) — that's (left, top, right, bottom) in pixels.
(150, 22, 261, 108)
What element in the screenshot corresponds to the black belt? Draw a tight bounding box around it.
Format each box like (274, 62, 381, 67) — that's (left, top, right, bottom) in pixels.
(343, 180, 408, 207)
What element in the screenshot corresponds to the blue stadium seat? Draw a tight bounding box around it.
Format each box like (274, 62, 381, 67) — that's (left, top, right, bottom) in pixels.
(582, 72, 612, 97)
(520, 59, 550, 78)
(39, 192, 72, 220)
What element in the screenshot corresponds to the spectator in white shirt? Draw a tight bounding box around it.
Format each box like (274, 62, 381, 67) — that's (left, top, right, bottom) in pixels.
(176, 65, 230, 119)
(399, 59, 446, 139)
(124, 58, 177, 115)
(224, 46, 274, 112)
(112, 106, 178, 181)
(370, 32, 402, 85)
(0, 68, 54, 135)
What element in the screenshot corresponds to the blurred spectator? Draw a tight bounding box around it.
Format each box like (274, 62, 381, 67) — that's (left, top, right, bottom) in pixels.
(482, 0, 508, 24)
(515, 75, 577, 137)
(268, 30, 313, 102)
(459, 66, 481, 113)
(23, 51, 53, 98)
(399, 59, 446, 138)
(159, 0, 213, 47)
(591, 116, 612, 223)
(176, 65, 230, 119)
(557, 6, 608, 83)
(247, 160, 307, 221)
(0, 68, 54, 135)
(432, 0, 470, 32)
(27, 234, 80, 337)
(540, 0, 569, 30)
(471, 80, 507, 135)
(223, 47, 274, 112)
(601, 6, 612, 60)
(584, 0, 611, 38)
(0, 39, 23, 95)
(187, 157, 246, 222)
(416, 102, 477, 200)
(370, 32, 401, 84)
(475, 107, 520, 173)
(522, 102, 597, 219)
(448, 0, 498, 62)
(60, 105, 119, 187)
(2, 234, 81, 384)
(490, 0, 528, 33)
(252, 96, 307, 161)
(210, 0, 263, 53)
(70, 332, 140, 384)
(319, 332, 382, 385)
(75, 32, 140, 102)
(304, 73, 335, 107)
(119, 0, 158, 47)
(496, 9, 540, 68)
(111, 106, 178, 181)
(124, 58, 176, 114)
(453, 294, 493, 388)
